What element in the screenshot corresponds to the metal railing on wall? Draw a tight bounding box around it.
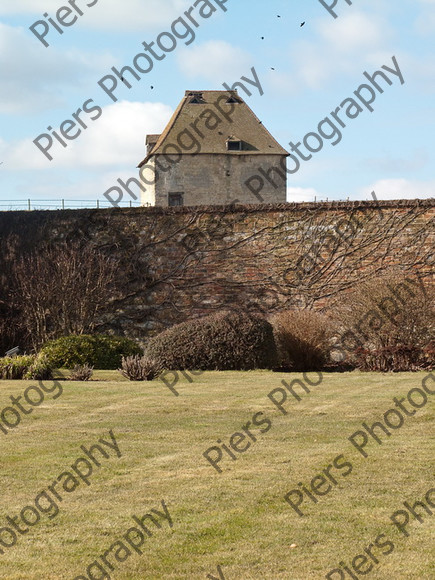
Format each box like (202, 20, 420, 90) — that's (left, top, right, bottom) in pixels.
(0, 199, 144, 211)
(0, 198, 355, 211)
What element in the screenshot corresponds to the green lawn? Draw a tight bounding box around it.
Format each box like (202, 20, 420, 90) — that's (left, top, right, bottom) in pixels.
(0, 370, 433, 579)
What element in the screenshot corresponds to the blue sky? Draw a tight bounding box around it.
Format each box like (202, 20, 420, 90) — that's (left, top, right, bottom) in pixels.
(0, 0, 434, 207)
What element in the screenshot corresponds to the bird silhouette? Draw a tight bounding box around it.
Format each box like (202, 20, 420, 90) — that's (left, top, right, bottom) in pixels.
(300, 21, 305, 27)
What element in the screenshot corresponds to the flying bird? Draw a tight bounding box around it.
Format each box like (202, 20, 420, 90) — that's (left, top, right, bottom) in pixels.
(300, 21, 305, 27)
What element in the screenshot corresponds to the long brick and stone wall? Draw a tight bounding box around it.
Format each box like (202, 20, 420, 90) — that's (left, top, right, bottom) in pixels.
(0, 199, 433, 344)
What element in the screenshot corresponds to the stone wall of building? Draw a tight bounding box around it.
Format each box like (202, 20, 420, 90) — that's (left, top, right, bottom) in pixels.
(140, 154, 287, 206)
(0, 199, 433, 345)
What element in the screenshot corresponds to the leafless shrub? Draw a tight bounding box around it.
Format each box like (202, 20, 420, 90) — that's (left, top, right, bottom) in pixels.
(270, 309, 334, 371)
(118, 355, 161, 381)
(12, 241, 120, 350)
(70, 365, 94, 381)
(333, 272, 435, 370)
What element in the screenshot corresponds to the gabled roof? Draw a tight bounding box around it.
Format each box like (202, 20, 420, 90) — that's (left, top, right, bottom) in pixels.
(138, 90, 288, 167)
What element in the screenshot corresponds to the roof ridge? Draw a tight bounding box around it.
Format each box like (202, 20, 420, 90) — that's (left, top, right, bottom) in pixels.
(138, 90, 289, 167)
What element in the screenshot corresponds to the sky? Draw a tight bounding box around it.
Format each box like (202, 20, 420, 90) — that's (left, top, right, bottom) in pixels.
(0, 0, 434, 209)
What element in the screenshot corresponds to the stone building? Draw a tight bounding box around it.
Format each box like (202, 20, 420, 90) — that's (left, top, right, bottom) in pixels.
(138, 90, 289, 207)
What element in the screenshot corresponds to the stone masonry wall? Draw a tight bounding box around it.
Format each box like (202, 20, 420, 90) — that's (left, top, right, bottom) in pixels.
(0, 199, 433, 345)
(140, 153, 287, 206)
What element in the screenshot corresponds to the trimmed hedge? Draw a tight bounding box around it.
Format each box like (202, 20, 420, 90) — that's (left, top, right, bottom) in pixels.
(40, 334, 142, 370)
(145, 310, 278, 371)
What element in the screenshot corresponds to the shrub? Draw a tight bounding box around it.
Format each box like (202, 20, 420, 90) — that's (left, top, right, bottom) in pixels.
(269, 309, 334, 371)
(354, 345, 424, 373)
(334, 272, 434, 371)
(118, 355, 161, 381)
(70, 365, 94, 381)
(145, 310, 277, 371)
(422, 341, 435, 370)
(12, 240, 120, 350)
(40, 334, 142, 370)
(0, 354, 53, 380)
(25, 354, 53, 380)
(0, 355, 35, 380)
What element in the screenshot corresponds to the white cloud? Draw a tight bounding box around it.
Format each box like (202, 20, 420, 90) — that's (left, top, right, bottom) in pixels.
(356, 178, 435, 200)
(2, 100, 173, 170)
(287, 187, 321, 203)
(365, 150, 430, 173)
(0, 0, 192, 30)
(177, 40, 252, 83)
(397, 53, 435, 94)
(269, 10, 393, 93)
(14, 168, 143, 205)
(0, 22, 113, 114)
(288, 179, 435, 203)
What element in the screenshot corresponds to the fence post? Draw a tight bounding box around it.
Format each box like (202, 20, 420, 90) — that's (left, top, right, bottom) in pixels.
(62, 199, 65, 210)
(97, 199, 99, 209)
(28, 199, 31, 211)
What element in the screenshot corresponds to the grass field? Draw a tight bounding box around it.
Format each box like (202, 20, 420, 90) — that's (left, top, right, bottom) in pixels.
(0, 370, 433, 579)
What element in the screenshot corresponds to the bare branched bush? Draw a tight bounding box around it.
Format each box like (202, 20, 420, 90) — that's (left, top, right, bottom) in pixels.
(12, 241, 120, 350)
(118, 355, 161, 381)
(70, 365, 94, 381)
(270, 309, 334, 371)
(333, 272, 435, 370)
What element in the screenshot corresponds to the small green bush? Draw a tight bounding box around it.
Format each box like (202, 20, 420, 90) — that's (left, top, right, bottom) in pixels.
(145, 310, 277, 371)
(25, 354, 53, 380)
(40, 334, 143, 370)
(0, 354, 53, 380)
(0, 355, 34, 379)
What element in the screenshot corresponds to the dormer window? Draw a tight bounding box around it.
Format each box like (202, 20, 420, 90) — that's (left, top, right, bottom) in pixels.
(188, 92, 205, 104)
(227, 140, 243, 151)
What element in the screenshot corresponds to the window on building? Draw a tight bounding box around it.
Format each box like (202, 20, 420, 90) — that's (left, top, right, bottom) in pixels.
(227, 140, 243, 151)
(188, 92, 205, 104)
(168, 192, 184, 206)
